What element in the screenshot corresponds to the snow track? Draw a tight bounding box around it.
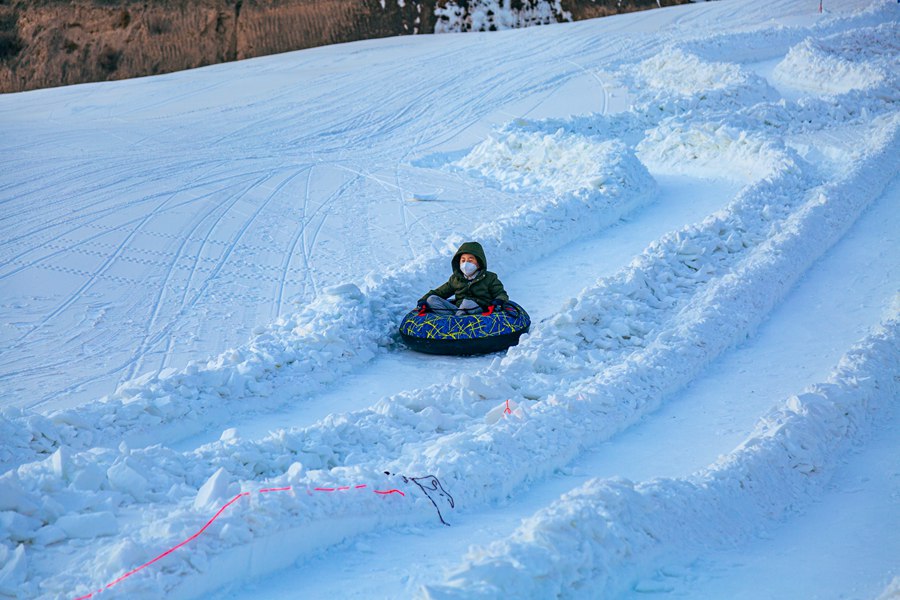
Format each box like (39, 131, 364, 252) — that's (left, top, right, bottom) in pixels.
(242, 166, 899, 599)
(1, 1, 897, 598)
(428, 309, 900, 599)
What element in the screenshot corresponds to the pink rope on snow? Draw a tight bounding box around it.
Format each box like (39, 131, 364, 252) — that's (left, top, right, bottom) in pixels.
(72, 483, 404, 599)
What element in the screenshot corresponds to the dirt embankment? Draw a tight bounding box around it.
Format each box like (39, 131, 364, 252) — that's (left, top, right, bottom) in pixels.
(0, 0, 687, 94)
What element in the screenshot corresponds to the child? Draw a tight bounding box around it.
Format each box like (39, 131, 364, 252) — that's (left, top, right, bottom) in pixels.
(418, 241, 509, 316)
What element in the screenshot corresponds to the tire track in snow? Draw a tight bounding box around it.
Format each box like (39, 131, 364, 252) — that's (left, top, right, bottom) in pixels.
(14, 168, 283, 400)
(148, 165, 312, 380)
(0, 154, 226, 251)
(122, 169, 284, 382)
(301, 173, 357, 265)
(119, 78, 234, 120)
(293, 165, 365, 299)
(274, 166, 317, 319)
(0, 167, 278, 402)
(37, 164, 360, 399)
(0, 163, 260, 276)
(295, 164, 317, 300)
(4, 183, 188, 348)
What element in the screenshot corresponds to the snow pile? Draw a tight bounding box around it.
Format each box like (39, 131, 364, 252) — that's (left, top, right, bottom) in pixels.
(434, 0, 570, 33)
(773, 22, 899, 95)
(643, 6, 899, 139)
(0, 285, 380, 471)
(0, 444, 425, 598)
(631, 47, 779, 117)
(637, 122, 791, 181)
(0, 545, 27, 597)
(638, 47, 764, 97)
(680, 0, 897, 64)
(0, 410, 57, 472)
(461, 139, 656, 261)
(427, 307, 900, 598)
(623, 20, 900, 186)
(455, 129, 635, 196)
(450, 43, 795, 186)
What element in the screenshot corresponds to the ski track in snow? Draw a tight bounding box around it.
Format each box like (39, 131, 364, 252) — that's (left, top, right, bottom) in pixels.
(0, 1, 898, 598)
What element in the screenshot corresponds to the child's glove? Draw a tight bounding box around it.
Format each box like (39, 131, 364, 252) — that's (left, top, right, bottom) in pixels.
(416, 302, 429, 313)
(491, 299, 505, 310)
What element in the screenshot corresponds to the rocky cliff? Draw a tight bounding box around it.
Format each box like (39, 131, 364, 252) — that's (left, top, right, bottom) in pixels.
(0, 0, 689, 94)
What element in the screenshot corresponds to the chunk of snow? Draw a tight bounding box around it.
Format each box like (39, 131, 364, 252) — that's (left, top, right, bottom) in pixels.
(194, 467, 233, 511)
(107, 460, 149, 501)
(323, 283, 364, 300)
(72, 463, 107, 492)
(0, 545, 27, 596)
(55, 512, 118, 539)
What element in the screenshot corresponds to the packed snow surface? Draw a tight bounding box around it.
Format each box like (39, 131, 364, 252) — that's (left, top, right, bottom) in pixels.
(0, 0, 898, 599)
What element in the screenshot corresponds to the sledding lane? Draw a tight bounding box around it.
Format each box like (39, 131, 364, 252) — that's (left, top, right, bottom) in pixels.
(578, 175, 899, 484)
(218, 10, 898, 597)
(219, 116, 900, 600)
(173, 175, 740, 450)
(228, 129, 900, 600)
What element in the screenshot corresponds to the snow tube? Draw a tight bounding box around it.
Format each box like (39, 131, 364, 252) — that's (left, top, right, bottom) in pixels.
(399, 301, 531, 355)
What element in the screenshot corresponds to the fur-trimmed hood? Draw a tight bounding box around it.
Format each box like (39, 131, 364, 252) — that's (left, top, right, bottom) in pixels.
(451, 241, 488, 273)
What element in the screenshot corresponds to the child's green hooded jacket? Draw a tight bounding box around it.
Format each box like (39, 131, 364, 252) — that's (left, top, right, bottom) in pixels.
(419, 241, 509, 309)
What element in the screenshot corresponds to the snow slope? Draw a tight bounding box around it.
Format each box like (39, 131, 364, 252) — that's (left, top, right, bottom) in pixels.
(1, 0, 898, 598)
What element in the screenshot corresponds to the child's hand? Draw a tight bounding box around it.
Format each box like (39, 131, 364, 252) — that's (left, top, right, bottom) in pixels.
(491, 299, 505, 309)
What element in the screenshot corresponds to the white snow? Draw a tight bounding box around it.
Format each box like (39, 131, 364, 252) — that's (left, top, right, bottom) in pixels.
(434, 0, 571, 33)
(1, 0, 898, 599)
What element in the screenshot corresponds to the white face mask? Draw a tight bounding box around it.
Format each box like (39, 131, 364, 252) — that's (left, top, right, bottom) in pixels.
(460, 261, 478, 277)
